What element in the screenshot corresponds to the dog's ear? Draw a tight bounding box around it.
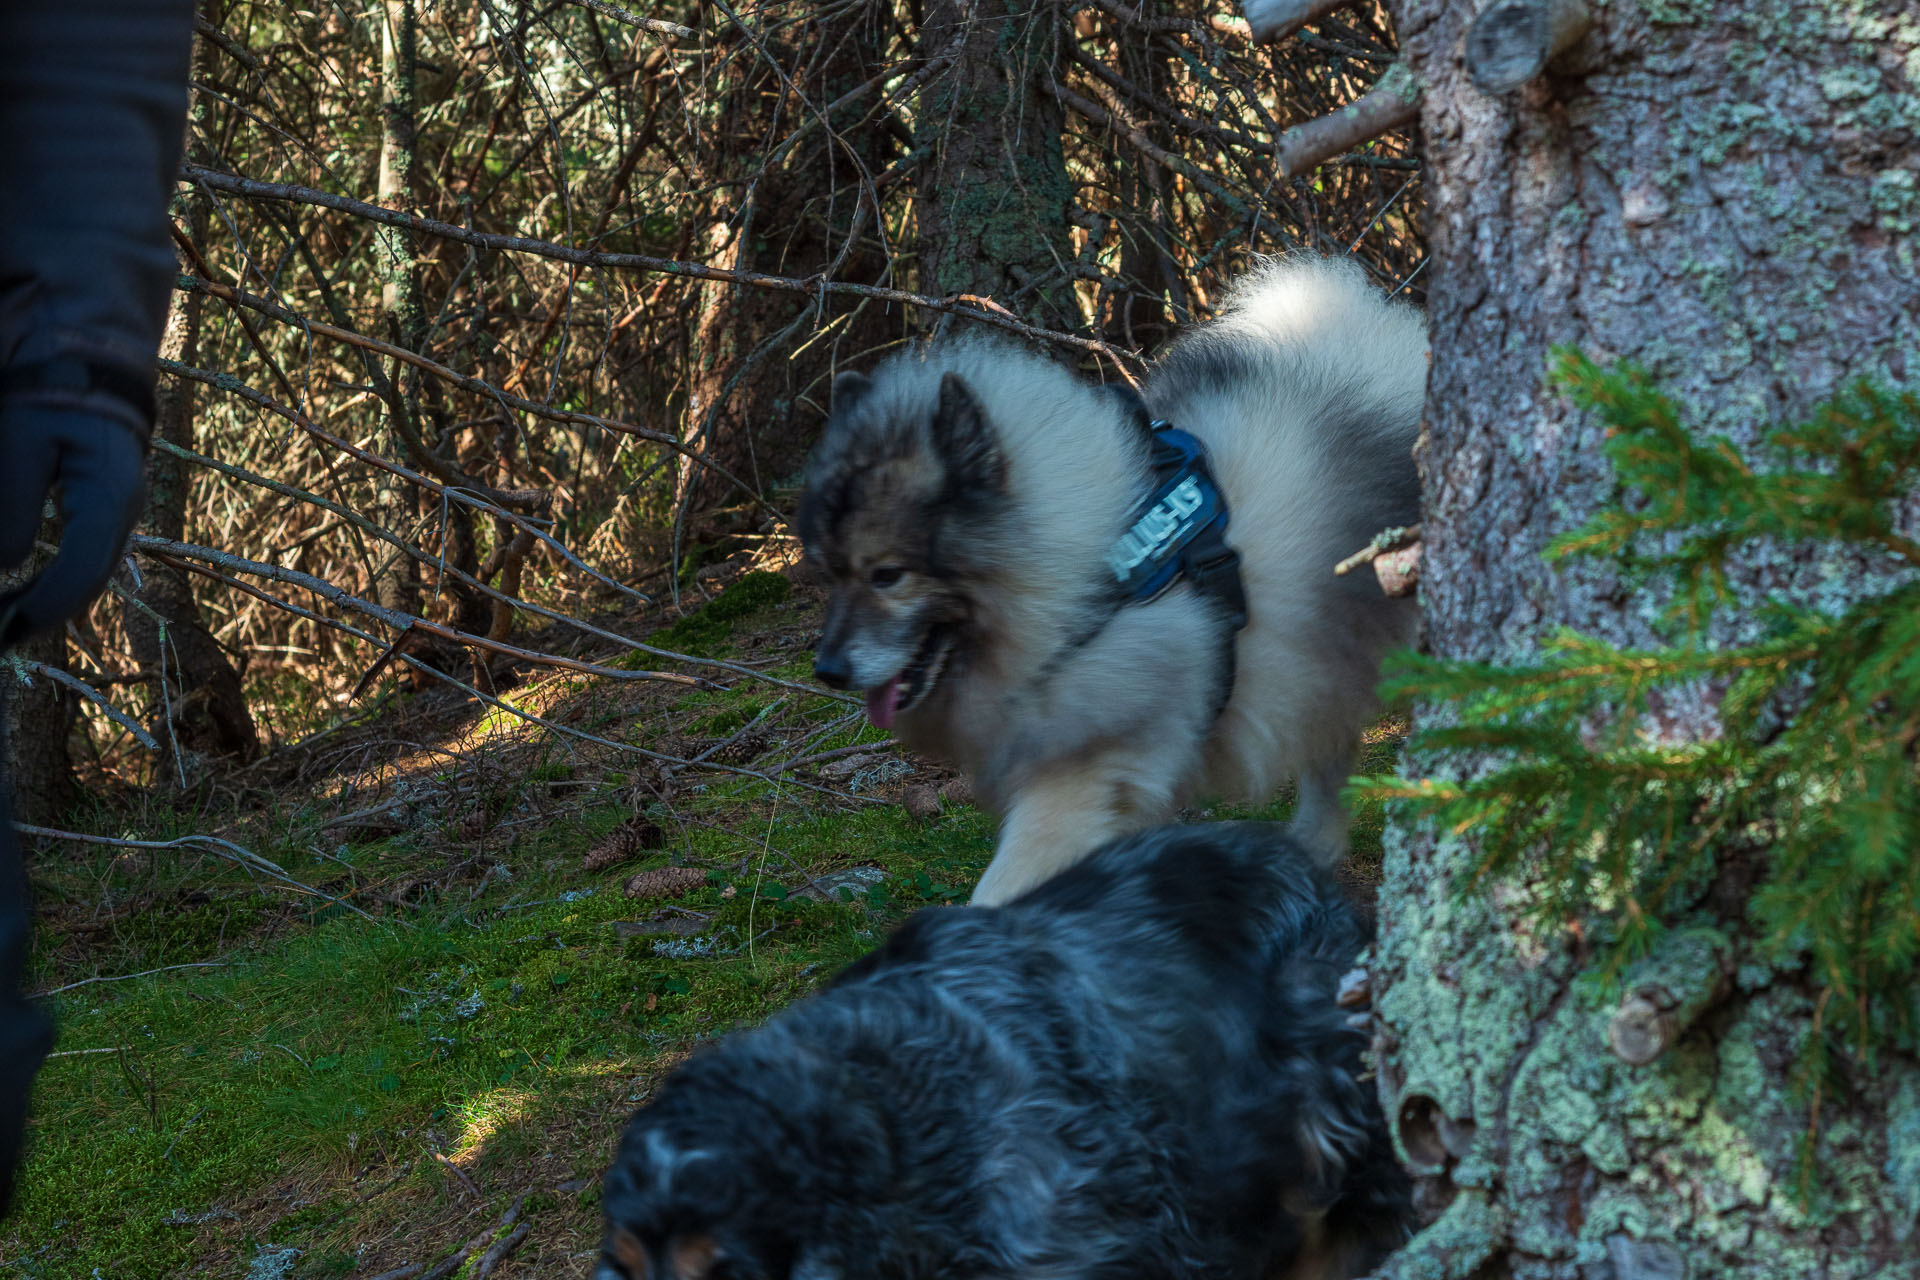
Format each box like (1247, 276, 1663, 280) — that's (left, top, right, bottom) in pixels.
(602, 1226, 650, 1280)
(830, 370, 874, 415)
(668, 1234, 722, 1280)
(931, 372, 1007, 496)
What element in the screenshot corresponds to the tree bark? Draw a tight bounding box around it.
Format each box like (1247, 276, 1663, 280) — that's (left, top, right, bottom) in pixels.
(124, 5, 260, 775)
(372, 0, 422, 616)
(0, 562, 74, 826)
(677, 0, 899, 520)
(917, 0, 1078, 330)
(1372, 2, 1920, 1275)
(128, 259, 260, 774)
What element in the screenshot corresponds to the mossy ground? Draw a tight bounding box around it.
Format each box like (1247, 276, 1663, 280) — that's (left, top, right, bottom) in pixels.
(3, 569, 1402, 1278)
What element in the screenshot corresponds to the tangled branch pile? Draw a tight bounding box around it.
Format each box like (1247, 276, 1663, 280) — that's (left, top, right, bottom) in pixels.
(22, 0, 1423, 797)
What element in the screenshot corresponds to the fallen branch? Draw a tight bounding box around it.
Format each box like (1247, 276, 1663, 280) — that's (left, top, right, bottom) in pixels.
(471, 1223, 530, 1279)
(46, 1045, 133, 1058)
(431, 1151, 482, 1201)
(133, 536, 714, 693)
(1240, 0, 1355, 43)
(16, 659, 158, 750)
(1273, 66, 1420, 179)
(152, 552, 881, 804)
(767, 740, 897, 776)
(13, 824, 378, 923)
(421, 1195, 526, 1280)
(38, 962, 231, 998)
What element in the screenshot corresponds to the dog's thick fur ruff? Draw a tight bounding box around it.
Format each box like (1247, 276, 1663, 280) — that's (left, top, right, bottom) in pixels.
(799, 256, 1425, 904)
(597, 823, 1412, 1280)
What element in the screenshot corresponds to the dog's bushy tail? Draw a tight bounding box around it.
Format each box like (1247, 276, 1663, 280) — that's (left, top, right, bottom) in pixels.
(1207, 254, 1427, 383)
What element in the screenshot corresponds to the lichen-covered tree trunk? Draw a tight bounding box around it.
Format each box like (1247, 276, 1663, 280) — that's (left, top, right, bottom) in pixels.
(917, 0, 1078, 329)
(1372, 1, 1920, 1275)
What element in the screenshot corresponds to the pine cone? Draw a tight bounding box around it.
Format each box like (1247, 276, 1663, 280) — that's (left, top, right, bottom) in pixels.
(584, 819, 665, 872)
(710, 731, 771, 766)
(900, 785, 941, 821)
(623, 864, 708, 901)
(457, 811, 492, 840)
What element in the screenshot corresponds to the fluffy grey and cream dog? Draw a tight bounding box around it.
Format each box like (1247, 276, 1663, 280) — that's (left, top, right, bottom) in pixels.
(798, 257, 1425, 904)
(596, 823, 1411, 1280)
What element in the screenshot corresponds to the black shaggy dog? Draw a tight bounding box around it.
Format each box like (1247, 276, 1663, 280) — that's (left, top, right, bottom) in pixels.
(597, 823, 1410, 1280)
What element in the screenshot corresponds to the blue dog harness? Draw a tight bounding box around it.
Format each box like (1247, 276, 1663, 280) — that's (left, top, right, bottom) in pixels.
(1107, 416, 1249, 635)
(1027, 389, 1249, 725)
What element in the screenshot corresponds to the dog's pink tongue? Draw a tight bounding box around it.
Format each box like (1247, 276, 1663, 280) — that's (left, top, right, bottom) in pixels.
(865, 677, 901, 730)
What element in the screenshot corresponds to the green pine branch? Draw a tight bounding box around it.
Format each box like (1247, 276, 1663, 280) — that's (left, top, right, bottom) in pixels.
(1360, 353, 1920, 1125)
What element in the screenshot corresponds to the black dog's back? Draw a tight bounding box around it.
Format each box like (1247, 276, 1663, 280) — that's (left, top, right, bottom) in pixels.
(600, 823, 1409, 1280)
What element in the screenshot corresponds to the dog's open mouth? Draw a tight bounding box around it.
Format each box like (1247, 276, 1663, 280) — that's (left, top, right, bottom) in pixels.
(864, 627, 954, 730)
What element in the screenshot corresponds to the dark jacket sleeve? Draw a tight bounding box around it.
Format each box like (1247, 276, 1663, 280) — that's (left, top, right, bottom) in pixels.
(0, 1, 196, 436)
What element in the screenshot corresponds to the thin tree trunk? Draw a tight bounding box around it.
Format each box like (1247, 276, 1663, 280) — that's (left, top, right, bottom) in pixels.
(129, 264, 260, 773)
(0, 562, 73, 826)
(124, 3, 260, 774)
(373, 0, 422, 616)
(917, 0, 1078, 330)
(1372, 1, 1920, 1275)
(676, 0, 898, 521)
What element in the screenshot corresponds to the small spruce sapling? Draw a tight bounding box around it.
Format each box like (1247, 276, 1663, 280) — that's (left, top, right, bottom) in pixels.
(1360, 351, 1920, 1184)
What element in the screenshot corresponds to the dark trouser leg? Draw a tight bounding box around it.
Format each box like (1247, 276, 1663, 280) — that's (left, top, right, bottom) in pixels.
(0, 745, 53, 1216)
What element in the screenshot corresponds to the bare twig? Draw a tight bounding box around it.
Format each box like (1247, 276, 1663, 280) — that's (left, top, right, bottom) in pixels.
(562, 0, 699, 40)
(131, 536, 712, 692)
(431, 1151, 482, 1201)
(767, 740, 896, 776)
(17, 659, 159, 750)
(193, 15, 262, 70)
(1240, 0, 1357, 43)
(179, 166, 1144, 366)
(1334, 523, 1423, 575)
(13, 824, 379, 923)
(37, 962, 231, 998)
(45, 1046, 133, 1058)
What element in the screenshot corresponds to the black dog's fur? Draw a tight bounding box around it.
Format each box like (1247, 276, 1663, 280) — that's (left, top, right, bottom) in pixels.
(597, 824, 1410, 1280)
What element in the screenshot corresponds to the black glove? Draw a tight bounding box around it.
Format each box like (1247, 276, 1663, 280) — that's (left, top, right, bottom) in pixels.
(0, 401, 148, 649)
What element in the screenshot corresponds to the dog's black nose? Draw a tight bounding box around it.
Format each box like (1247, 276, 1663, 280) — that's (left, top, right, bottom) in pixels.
(814, 651, 851, 690)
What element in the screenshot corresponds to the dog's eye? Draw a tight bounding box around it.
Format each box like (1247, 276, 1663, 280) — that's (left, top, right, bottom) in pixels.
(869, 566, 906, 589)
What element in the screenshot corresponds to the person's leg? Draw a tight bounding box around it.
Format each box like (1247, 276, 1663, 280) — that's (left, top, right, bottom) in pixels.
(0, 733, 54, 1216)
(0, 0, 196, 1216)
